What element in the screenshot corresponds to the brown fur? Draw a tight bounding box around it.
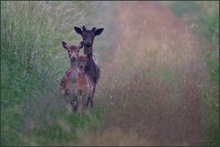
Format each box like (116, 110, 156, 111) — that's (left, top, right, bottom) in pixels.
(59, 41, 83, 112)
(76, 53, 94, 114)
(59, 41, 93, 114)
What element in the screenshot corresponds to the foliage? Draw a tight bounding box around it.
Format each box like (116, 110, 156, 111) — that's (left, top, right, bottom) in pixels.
(1, 1, 116, 145)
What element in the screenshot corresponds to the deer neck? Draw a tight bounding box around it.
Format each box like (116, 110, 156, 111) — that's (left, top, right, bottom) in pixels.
(70, 61, 77, 68)
(78, 67, 85, 76)
(78, 70, 87, 85)
(70, 61, 78, 83)
(84, 46, 93, 56)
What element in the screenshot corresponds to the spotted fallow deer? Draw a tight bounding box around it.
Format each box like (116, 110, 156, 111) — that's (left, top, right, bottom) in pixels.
(59, 41, 83, 112)
(76, 53, 94, 114)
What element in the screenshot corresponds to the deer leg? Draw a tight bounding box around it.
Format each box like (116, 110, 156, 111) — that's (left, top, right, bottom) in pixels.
(66, 96, 72, 113)
(71, 92, 78, 112)
(86, 96, 91, 108)
(91, 84, 96, 108)
(77, 91, 82, 114)
(82, 94, 88, 115)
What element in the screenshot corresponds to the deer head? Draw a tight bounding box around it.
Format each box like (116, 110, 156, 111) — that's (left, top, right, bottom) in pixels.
(74, 25, 104, 55)
(77, 53, 88, 73)
(62, 41, 84, 63)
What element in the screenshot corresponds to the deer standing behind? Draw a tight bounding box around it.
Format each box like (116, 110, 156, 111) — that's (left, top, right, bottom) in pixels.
(77, 53, 94, 114)
(74, 25, 104, 108)
(59, 41, 83, 113)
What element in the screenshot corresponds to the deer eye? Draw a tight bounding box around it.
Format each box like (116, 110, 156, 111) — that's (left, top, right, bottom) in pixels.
(67, 50, 70, 52)
(77, 49, 79, 52)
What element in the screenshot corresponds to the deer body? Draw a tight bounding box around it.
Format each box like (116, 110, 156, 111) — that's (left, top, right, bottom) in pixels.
(84, 47, 100, 84)
(76, 54, 94, 114)
(59, 41, 83, 112)
(60, 63, 78, 95)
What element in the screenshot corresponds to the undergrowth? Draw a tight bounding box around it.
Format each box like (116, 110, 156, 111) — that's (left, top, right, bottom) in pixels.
(1, 1, 115, 146)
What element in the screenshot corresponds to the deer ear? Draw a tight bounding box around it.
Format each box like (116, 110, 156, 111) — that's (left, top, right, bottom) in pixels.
(74, 26, 82, 35)
(62, 41, 68, 49)
(78, 41, 84, 49)
(95, 28, 104, 36)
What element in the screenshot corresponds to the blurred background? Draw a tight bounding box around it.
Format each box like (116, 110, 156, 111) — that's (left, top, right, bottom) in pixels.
(1, 1, 219, 146)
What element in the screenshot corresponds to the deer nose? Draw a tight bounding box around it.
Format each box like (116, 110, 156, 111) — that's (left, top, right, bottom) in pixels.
(71, 56, 76, 61)
(79, 65, 83, 69)
(85, 42, 91, 47)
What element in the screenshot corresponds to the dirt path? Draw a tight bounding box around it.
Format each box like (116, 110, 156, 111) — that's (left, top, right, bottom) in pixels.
(78, 2, 209, 146)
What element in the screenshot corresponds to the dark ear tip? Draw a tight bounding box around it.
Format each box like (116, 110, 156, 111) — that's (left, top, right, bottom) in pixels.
(74, 26, 83, 34)
(62, 41, 68, 49)
(99, 28, 104, 32)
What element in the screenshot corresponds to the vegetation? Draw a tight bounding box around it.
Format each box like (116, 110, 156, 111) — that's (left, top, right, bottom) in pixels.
(1, 1, 115, 145)
(165, 1, 219, 146)
(165, 1, 219, 46)
(1, 1, 219, 146)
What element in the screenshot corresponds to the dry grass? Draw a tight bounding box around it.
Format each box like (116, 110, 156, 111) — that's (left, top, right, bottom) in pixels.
(88, 1, 213, 146)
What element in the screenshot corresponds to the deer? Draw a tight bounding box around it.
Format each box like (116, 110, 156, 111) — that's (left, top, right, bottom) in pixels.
(74, 25, 104, 108)
(76, 53, 94, 114)
(59, 41, 83, 113)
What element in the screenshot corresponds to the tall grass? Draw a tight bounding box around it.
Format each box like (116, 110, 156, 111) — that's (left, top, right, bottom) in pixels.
(1, 1, 89, 108)
(164, 1, 219, 146)
(1, 1, 115, 145)
(79, 2, 217, 146)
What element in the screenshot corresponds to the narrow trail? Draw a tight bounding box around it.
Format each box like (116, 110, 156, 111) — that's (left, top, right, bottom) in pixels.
(78, 2, 210, 146)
